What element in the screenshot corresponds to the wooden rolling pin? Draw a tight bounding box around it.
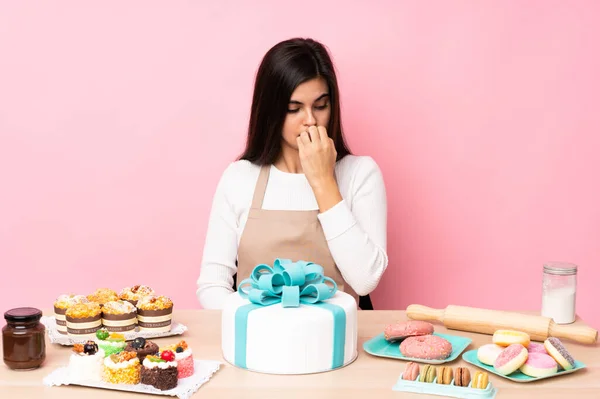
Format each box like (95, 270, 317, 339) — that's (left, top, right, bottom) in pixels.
(406, 304, 598, 344)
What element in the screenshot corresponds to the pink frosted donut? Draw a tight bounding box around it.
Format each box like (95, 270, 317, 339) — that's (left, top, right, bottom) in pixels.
(400, 335, 453, 360)
(519, 352, 558, 378)
(527, 342, 547, 354)
(384, 320, 434, 341)
(494, 344, 528, 375)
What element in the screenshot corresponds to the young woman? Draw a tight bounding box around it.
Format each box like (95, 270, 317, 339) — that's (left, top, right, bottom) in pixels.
(196, 38, 388, 309)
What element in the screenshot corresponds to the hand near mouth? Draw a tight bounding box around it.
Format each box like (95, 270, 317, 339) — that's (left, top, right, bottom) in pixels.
(297, 126, 342, 212)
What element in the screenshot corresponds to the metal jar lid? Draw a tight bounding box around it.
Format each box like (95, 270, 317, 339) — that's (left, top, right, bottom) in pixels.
(4, 307, 43, 323)
(543, 262, 578, 276)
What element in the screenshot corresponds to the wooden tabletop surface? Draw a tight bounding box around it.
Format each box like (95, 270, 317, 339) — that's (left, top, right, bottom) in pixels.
(1, 309, 599, 398)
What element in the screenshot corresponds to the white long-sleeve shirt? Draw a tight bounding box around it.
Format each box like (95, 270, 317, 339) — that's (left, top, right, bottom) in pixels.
(196, 154, 388, 309)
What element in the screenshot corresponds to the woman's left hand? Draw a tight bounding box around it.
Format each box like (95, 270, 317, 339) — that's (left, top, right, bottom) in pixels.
(297, 126, 337, 191)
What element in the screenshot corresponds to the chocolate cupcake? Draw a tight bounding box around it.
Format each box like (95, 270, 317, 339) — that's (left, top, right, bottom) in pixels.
(119, 285, 155, 306)
(102, 300, 137, 332)
(124, 337, 159, 362)
(54, 294, 89, 335)
(66, 302, 102, 337)
(136, 295, 173, 333)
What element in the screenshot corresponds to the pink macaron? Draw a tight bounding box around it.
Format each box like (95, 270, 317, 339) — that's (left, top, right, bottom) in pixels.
(402, 362, 420, 381)
(493, 343, 528, 375)
(384, 320, 434, 341)
(400, 335, 453, 360)
(527, 342, 547, 354)
(519, 352, 558, 378)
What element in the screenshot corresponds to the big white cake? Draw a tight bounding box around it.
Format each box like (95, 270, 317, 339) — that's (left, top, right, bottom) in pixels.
(221, 290, 358, 374)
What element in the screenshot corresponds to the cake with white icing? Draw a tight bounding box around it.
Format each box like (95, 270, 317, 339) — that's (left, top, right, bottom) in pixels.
(160, 340, 194, 378)
(66, 341, 105, 382)
(221, 259, 358, 374)
(141, 351, 178, 390)
(102, 351, 141, 384)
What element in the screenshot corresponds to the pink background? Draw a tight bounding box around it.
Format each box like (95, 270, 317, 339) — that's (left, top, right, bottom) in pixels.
(1, 2, 599, 329)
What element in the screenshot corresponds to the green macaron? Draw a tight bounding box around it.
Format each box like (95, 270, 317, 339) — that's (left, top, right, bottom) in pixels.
(418, 365, 436, 383)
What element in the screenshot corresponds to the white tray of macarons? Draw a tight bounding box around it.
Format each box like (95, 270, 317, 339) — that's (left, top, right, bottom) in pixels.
(462, 329, 586, 382)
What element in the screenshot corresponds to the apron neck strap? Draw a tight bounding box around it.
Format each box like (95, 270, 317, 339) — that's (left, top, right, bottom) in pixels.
(250, 165, 270, 209)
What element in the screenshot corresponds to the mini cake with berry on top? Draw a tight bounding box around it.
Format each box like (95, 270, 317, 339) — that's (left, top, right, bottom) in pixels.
(101, 300, 137, 332)
(87, 288, 119, 307)
(160, 340, 194, 378)
(65, 302, 102, 337)
(119, 285, 155, 306)
(54, 294, 89, 335)
(141, 350, 178, 391)
(95, 328, 127, 357)
(136, 295, 173, 333)
(103, 351, 141, 385)
(124, 337, 159, 362)
(66, 340, 105, 382)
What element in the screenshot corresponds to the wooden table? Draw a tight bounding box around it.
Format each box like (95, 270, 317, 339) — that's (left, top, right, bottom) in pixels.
(1, 310, 599, 398)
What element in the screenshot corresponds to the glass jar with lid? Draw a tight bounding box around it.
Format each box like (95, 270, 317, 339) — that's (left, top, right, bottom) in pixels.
(2, 307, 46, 370)
(541, 262, 577, 324)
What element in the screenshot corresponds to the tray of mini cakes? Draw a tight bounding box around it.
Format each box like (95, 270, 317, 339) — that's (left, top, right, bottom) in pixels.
(43, 332, 222, 399)
(461, 329, 586, 382)
(42, 285, 188, 345)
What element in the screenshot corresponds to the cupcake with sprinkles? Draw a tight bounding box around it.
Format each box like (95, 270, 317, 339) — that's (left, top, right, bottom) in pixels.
(136, 295, 173, 333)
(87, 288, 119, 307)
(160, 340, 194, 378)
(54, 294, 89, 335)
(119, 285, 155, 306)
(65, 302, 102, 337)
(141, 350, 178, 391)
(101, 300, 137, 332)
(103, 351, 141, 385)
(95, 328, 127, 357)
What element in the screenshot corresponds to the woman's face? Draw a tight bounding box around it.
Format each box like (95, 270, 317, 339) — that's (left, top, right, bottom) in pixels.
(281, 77, 331, 151)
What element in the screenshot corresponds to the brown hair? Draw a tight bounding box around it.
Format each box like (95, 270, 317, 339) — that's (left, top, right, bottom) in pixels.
(238, 38, 352, 164)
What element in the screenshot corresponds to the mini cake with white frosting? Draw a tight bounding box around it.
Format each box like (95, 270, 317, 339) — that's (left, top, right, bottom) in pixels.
(141, 350, 178, 390)
(67, 340, 105, 382)
(102, 351, 140, 384)
(160, 340, 194, 378)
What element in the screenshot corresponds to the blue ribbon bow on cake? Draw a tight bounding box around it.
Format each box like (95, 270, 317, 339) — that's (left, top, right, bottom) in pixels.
(234, 258, 346, 370)
(238, 258, 338, 307)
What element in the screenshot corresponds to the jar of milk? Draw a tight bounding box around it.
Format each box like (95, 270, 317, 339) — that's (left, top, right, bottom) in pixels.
(541, 262, 577, 324)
